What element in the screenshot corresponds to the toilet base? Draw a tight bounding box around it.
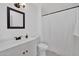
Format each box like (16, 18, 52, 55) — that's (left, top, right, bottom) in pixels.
(37, 43, 48, 56)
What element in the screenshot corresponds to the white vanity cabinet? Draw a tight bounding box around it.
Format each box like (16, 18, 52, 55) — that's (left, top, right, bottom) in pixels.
(0, 38, 38, 56)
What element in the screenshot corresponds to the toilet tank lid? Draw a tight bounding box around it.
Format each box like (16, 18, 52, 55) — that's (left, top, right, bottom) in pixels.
(38, 43, 48, 49)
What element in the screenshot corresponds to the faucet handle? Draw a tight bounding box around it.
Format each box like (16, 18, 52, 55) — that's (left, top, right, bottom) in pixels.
(25, 35, 28, 38)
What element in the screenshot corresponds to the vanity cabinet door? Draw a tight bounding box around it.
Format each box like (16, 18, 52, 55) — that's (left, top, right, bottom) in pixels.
(0, 39, 38, 56)
(16, 40, 38, 56)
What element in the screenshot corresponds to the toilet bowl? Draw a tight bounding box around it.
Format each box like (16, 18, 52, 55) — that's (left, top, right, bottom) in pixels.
(37, 43, 48, 56)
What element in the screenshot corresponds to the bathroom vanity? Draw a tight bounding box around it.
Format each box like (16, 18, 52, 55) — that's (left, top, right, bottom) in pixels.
(0, 36, 39, 56)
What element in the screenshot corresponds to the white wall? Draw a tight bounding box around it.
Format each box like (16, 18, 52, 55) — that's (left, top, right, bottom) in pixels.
(42, 4, 79, 55)
(0, 3, 41, 40)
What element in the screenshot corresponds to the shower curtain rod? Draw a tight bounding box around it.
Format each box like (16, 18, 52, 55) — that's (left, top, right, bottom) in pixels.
(42, 5, 79, 16)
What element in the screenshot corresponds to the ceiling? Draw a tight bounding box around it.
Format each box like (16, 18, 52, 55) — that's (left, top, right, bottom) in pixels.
(41, 3, 79, 15)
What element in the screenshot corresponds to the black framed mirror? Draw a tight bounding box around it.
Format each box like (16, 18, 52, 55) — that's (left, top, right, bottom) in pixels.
(7, 7, 25, 29)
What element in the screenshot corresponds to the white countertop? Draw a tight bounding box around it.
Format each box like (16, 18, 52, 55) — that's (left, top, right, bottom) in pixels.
(0, 35, 39, 52)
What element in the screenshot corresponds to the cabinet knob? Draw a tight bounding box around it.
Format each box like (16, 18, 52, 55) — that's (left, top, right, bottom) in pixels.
(26, 50, 28, 53)
(22, 52, 25, 54)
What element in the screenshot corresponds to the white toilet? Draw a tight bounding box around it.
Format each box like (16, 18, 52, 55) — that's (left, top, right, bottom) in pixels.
(37, 43, 48, 56)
